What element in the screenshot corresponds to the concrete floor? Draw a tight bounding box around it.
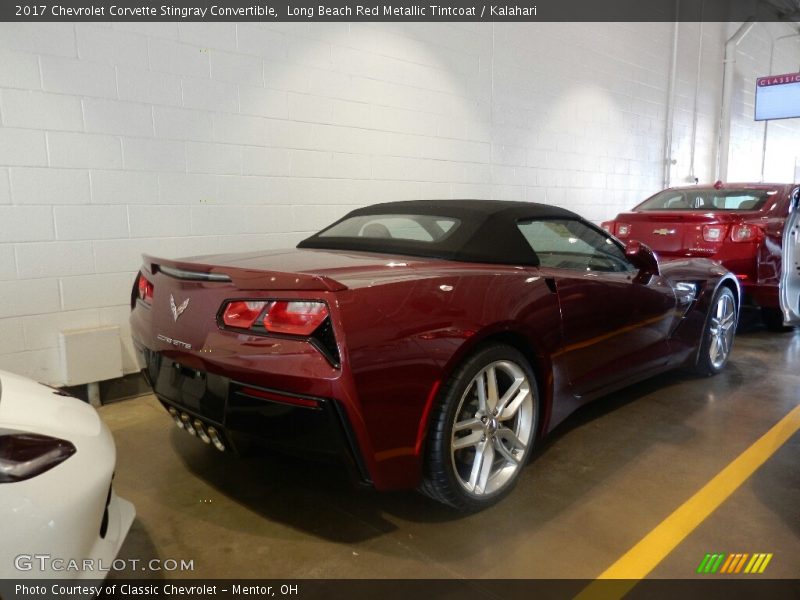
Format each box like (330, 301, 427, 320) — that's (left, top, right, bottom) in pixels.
(102, 316, 799, 580)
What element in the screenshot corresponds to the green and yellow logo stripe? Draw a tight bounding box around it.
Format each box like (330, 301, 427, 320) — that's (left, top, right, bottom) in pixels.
(696, 552, 773, 574)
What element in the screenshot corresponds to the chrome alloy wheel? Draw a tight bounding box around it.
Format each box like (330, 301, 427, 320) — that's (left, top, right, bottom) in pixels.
(708, 291, 736, 369)
(450, 360, 534, 497)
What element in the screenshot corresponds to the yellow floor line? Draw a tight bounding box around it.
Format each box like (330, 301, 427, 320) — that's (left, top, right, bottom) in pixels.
(575, 404, 800, 600)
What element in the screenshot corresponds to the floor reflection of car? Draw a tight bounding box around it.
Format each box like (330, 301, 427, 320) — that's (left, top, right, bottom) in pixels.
(603, 182, 800, 331)
(0, 370, 135, 579)
(131, 200, 746, 511)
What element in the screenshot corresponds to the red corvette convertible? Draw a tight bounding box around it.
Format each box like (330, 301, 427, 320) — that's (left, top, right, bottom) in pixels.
(602, 183, 800, 331)
(131, 200, 745, 510)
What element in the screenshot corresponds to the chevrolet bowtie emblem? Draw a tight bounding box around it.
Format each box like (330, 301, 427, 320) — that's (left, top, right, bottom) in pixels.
(653, 228, 677, 236)
(170, 295, 190, 322)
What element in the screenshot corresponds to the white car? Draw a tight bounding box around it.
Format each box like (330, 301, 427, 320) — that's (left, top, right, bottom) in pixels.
(0, 370, 134, 579)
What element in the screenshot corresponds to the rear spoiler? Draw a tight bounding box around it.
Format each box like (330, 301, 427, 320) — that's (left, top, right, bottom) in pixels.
(142, 255, 347, 292)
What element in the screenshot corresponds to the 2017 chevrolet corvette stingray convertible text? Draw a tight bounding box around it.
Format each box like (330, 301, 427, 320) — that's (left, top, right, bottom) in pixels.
(131, 200, 742, 510)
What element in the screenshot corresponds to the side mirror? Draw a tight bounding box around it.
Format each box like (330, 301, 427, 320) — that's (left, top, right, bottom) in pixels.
(625, 240, 660, 281)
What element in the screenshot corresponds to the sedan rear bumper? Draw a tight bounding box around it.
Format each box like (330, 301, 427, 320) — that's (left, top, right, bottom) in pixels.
(741, 281, 779, 309)
(660, 255, 779, 309)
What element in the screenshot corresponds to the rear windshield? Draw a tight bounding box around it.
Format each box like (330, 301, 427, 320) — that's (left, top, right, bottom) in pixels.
(637, 189, 772, 211)
(318, 214, 460, 243)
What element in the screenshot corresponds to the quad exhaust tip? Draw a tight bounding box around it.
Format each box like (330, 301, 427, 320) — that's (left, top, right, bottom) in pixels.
(193, 419, 211, 445)
(207, 426, 226, 452)
(180, 413, 196, 436)
(167, 407, 226, 452)
(168, 407, 183, 429)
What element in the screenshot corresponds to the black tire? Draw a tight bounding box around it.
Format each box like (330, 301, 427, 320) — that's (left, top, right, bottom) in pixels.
(761, 307, 794, 333)
(692, 287, 738, 376)
(419, 344, 539, 511)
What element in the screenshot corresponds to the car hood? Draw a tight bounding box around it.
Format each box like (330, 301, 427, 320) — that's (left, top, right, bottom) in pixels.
(0, 370, 102, 439)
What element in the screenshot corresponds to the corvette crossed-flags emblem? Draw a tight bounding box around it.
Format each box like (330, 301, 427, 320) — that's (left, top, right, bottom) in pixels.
(170, 295, 190, 322)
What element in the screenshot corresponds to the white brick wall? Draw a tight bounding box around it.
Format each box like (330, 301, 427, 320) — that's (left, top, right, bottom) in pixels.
(47, 131, 122, 169)
(0, 21, 796, 384)
(0, 128, 48, 166)
(10, 168, 90, 205)
(1, 90, 84, 131)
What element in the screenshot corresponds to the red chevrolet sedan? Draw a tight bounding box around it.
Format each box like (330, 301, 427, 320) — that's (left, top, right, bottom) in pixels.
(603, 182, 800, 331)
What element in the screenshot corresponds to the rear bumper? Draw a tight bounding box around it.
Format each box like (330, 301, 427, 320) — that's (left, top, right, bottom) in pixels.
(741, 282, 779, 309)
(136, 345, 372, 487)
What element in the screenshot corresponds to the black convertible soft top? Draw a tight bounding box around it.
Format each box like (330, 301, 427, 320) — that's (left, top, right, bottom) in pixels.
(297, 199, 582, 266)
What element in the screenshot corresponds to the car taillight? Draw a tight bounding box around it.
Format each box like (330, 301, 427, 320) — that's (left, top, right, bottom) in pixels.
(221, 300, 329, 336)
(702, 225, 727, 242)
(222, 301, 268, 329)
(263, 301, 330, 336)
(137, 273, 154, 304)
(0, 432, 77, 483)
(730, 223, 761, 243)
(616, 223, 632, 238)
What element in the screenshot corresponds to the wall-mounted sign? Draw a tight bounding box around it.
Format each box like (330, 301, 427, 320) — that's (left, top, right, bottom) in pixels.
(755, 73, 800, 121)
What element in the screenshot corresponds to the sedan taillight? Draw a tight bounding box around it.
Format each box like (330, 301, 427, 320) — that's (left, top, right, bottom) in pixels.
(615, 223, 632, 238)
(221, 300, 330, 337)
(730, 223, 762, 243)
(702, 225, 728, 243)
(137, 272, 154, 304)
(0, 432, 77, 483)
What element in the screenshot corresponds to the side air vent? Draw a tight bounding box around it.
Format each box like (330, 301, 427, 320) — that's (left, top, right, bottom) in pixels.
(157, 265, 232, 282)
(311, 318, 341, 367)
